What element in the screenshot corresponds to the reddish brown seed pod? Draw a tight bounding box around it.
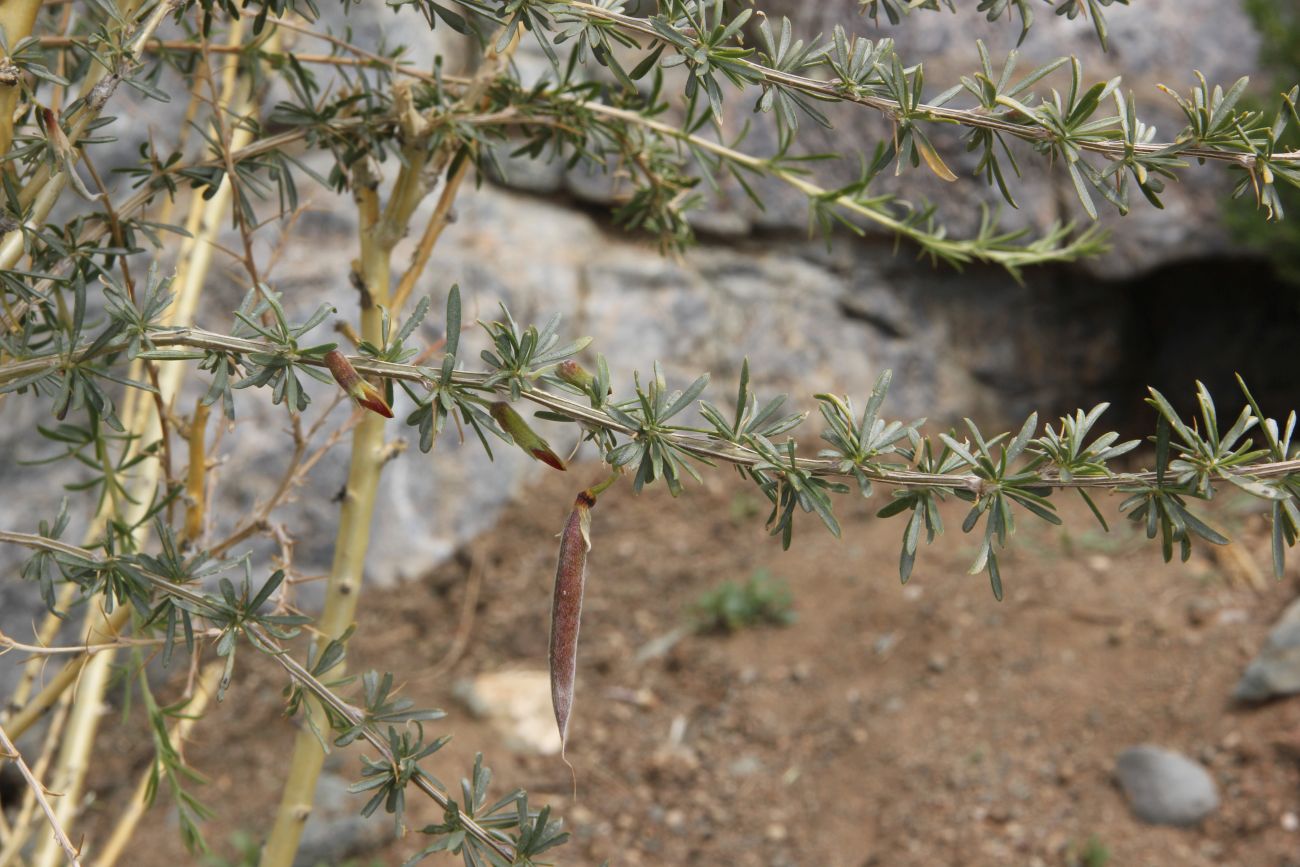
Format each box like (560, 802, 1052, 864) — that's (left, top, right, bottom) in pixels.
(550, 489, 596, 761)
(324, 349, 393, 418)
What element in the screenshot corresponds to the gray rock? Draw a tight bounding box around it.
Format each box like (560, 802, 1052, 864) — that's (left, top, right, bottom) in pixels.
(729, 755, 764, 777)
(1114, 745, 1219, 826)
(1234, 597, 1300, 702)
(292, 772, 394, 867)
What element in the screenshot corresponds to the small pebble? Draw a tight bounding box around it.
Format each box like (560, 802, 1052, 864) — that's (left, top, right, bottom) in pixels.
(1186, 596, 1216, 626)
(1115, 745, 1220, 826)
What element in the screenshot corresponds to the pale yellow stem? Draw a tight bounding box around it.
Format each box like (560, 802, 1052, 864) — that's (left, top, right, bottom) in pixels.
(258, 32, 518, 865)
(3, 583, 75, 716)
(114, 183, 207, 438)
(28, 20, 265, 865)
(0, 0, 43, 161)
(0, 0, 157, 271)
(258, 181, 396, 867)
(183, 400, 211, 544)
(27, 625, 113, 867)
(390, 155, 471, 314)
(153, 19, 253, 410)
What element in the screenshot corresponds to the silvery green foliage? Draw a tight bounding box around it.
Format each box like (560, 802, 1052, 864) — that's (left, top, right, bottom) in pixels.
(0, 1, 1297, 864)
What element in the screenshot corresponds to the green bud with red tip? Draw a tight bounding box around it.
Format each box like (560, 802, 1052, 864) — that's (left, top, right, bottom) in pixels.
(324, 349, 393, 418)
(556, 360, 595, 392)
(556, 360, 611, 398)
(490, 401, 566, 471)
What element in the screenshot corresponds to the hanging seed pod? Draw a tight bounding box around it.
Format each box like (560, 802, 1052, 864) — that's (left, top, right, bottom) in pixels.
(550, 488, 596, 763)
(324, 349, 393, 418)
(490, 401, 566, 470)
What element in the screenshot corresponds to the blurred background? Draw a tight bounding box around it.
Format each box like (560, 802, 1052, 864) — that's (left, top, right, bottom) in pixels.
(3, 1, 1300, 865)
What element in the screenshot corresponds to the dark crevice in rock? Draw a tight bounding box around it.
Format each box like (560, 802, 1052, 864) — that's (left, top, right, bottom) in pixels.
(969, 365, 1036, 396)
(837, 250, 1295, 438)
(836, 295, 907, 339)
(1097, 256, 1300, 434)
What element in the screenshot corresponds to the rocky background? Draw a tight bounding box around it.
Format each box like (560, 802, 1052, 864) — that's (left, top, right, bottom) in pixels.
(1, 2, 1296, 678)
(6, 4, 1300, 862)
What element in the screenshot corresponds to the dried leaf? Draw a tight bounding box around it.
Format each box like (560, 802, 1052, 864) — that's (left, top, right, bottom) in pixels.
(914, 131, 958, 182)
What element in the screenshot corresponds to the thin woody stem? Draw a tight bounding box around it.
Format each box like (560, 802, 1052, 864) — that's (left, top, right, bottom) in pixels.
(0, 0, 172, 271)
(190, 0, 1300, 169)
(391, 155, 472, 313)
(3, 326, 1297, 491)
(0, 629, 219, 656)
(35, 35, 412, 75)
(260, 28, 522, 864)
(0, 531, 517, 863)
(585, 101, 1101, 267)
(0, 689, 72, 867)
(0, 723, 81, 867)
(560, 0, 1300, 168)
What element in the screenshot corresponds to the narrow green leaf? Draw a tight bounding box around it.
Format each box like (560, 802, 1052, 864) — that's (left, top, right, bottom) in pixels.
(445, 284, 461, 360)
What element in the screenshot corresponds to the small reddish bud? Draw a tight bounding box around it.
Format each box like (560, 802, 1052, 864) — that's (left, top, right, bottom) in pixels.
(41, 105, 99, 201)
(556, 360, 610, 397)
(490, 401, 566, 471)
(324, 349, 393, 418)
(556, 360, 595, 391)
(42, 108, 72, 161)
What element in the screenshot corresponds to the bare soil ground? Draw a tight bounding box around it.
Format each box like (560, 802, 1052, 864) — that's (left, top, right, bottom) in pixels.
(82, 466, 1300, 866)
